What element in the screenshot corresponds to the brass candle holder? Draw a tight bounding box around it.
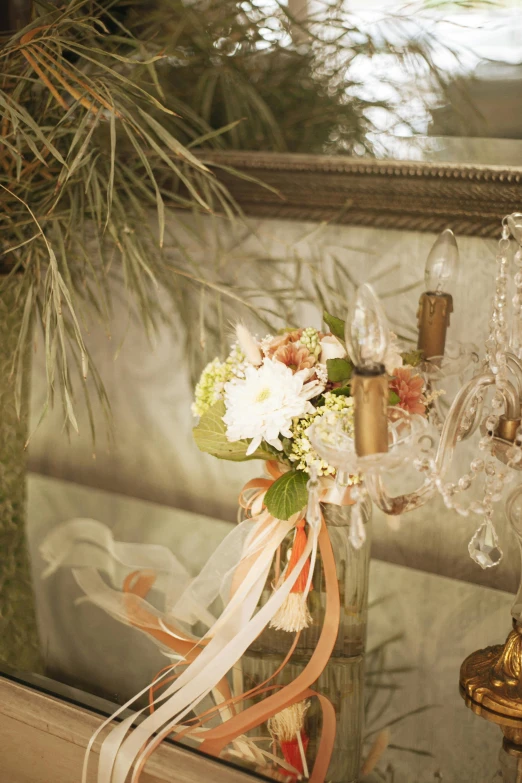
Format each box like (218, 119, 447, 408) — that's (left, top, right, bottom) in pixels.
(417, 228, 459, 360)
(351, 370, 389, 457)
(497, 415, 522, 444)
(417, 291, 453, 360)
(344, 283, 391, 458)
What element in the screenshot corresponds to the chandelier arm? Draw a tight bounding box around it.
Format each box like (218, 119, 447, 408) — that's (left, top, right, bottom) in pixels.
(506, 353, 522, 400)
(436, 373, 497, 473)
(455, 361, 520, 442)
(366, 374, 498, 516)
(497, 377, 520, 419)
(459, 393, 486, 441)
(365, 472, 435, 515)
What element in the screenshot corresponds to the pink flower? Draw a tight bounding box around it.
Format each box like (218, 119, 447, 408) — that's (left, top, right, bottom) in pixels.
(265, 329, 303, 357)
(273, 343, 316, 373)
(389, 367, 426, 416)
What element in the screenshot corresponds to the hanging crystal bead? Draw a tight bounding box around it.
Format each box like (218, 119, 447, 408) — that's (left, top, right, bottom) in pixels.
(349, 501, 366, 550)
(468, 519, 503, 569)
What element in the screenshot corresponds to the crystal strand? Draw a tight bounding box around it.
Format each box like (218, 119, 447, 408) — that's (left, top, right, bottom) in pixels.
(487, 225, 511, 375)
(512, 244, 522, 356)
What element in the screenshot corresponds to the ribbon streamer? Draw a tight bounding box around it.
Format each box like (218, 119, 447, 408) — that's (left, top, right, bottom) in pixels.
(39, 462, 353, 782)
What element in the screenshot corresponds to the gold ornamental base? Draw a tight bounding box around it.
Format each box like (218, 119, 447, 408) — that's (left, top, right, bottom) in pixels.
(460, 620, 522, 746)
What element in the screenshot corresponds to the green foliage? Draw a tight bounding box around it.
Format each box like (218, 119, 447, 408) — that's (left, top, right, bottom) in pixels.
(389, 391, 401, 406)
(330, 385, 351, 397)
(193, 400, 273, 461)
(0, 1, 282, 437)
(322, 310, 346, 341)
(264, 468, 308, 521)
(326, 357, 352, 383)
(0, 0, 457, 439)
(401, 349, 424, 367)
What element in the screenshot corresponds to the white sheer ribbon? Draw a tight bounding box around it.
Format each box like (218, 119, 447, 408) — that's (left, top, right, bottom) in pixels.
(39, 479, 326, 783)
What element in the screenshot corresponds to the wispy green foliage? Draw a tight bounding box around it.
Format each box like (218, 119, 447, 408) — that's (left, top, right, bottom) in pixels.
(0, 0, 251, 436)
(0, 0, 458, 439)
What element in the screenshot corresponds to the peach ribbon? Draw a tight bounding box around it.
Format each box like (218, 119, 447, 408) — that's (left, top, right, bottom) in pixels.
(85, 462, 352, 783)
(123, 516, 339, 783)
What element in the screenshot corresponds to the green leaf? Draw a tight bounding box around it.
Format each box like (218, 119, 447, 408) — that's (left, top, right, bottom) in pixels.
(264, 470, 309, 521)
(401, 349, 423, 367)
(323, 310, 346, 341)
(193, 400, 273, 462)
(327, 358, 353, 383)
(389, 391, 400, 406)
(330, 385, 351, 397)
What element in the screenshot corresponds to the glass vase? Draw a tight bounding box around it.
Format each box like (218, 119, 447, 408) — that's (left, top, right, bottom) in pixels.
(240, 649, 365, 783)
(0, 274, 42, 672)
(250, 495, 372, 658)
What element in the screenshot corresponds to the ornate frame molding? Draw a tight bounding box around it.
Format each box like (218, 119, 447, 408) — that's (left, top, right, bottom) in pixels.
(202, 151, 522, 237)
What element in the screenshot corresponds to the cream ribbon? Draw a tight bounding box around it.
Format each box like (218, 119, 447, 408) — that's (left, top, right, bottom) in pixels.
(38, 469, 338, 783)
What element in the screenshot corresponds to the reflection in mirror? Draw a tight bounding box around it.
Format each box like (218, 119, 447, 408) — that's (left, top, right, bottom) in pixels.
(117, 0, 522, 163)
(2, 2, 522, 781)
(22, 474, 517, 781)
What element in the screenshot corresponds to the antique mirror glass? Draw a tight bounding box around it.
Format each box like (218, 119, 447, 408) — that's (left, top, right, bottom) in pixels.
(3, 2, 522, 783)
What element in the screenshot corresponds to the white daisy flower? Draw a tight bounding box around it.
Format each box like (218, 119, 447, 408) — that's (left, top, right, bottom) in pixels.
(223, 359, 324, 456)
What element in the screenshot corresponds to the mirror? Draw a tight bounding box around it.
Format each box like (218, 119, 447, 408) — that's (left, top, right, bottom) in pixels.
(117, 0, 522, 164)
(85, 0, 522, 236)
(2, 2, 522, 782)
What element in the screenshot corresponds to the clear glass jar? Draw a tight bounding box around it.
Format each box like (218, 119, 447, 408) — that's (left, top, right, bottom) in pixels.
(240, 649, 364, 783)
(250, 495, 372, 658)
(242, 496, 372, 782)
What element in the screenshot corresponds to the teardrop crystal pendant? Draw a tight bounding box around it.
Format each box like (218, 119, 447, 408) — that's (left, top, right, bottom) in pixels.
(349, 502, 367, 550)
(468, 519, 503, 569)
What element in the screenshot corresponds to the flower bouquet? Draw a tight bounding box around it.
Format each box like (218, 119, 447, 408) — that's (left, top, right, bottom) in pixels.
(41, 308, 432, 783)
(193, 314, 427, 641)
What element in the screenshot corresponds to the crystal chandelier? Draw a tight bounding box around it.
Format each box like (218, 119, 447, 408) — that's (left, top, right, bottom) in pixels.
(309, 211, 522, 748)
(310, 212, 522, 566)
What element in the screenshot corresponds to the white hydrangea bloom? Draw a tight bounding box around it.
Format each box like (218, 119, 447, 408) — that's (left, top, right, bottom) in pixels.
(223, 359, 323, 456)
(290, 393, 357, 478)
(192, 344, 246, 417)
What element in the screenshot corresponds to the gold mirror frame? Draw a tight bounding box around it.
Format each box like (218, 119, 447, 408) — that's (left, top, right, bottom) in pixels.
(204, 151, 522, 237)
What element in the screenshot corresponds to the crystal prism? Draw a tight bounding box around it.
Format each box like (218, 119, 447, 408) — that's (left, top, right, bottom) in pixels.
(349, 502, 367, 550)
(468, 520, 503, 569)
(508, 213, 522, 244)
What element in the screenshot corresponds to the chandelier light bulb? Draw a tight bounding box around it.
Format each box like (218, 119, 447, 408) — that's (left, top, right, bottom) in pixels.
(345, 283, 389, 371)
(425, 228, 459, 295)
